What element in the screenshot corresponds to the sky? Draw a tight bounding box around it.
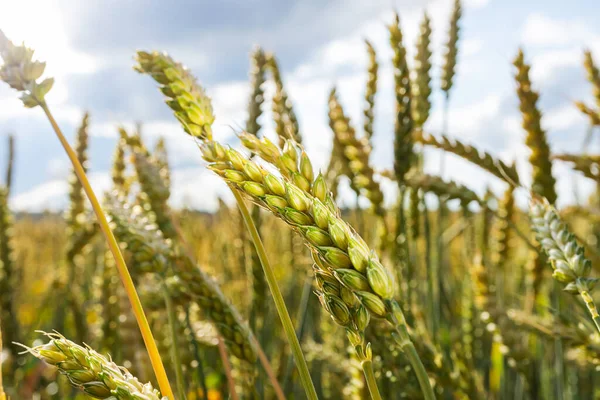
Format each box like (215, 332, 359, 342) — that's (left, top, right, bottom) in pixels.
(0, 0, 599, 212)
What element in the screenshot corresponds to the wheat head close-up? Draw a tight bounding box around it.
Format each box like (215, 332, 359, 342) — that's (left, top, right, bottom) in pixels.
(1, 0, 600, 399)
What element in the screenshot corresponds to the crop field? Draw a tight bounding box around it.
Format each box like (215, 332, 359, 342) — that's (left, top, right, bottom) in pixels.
(0, 1, 600, 399)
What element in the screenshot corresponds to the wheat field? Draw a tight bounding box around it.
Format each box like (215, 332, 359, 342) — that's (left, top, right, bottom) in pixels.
(1, 1, 600, 399)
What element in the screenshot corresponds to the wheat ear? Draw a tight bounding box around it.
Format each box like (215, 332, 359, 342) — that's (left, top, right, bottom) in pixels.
(415, 131, 520, 185)
(328, 87, 385, 215)
(204, 133, 435, 399)
(412, 12, 433, 128)
(363, 40, 378, 142)
(530, 198, 600, 333)
(25, 332, 166, 399)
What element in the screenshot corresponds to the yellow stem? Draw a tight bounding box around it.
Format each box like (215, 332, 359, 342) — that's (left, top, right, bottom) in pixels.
(0, 322, 5, 400)
(39, 102, 174, 400)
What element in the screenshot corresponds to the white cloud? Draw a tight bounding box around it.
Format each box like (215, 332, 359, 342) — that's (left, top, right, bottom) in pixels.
(522, 14, 590, 47)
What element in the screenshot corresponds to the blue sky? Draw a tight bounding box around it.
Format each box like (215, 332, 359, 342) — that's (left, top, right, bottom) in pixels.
(0, 0, 599, 212)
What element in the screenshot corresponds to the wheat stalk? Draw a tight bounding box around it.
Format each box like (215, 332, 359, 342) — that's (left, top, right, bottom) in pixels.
(415, 131, 520, 185)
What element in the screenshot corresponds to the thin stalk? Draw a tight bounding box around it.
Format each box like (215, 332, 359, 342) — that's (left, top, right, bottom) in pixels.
(232, 189, 318, 400)
(387, 300, 435, 400)
(579, 290, 600, 335)
(38, 101, 174, 399)
(0, 323, 5, 400)
(552, 281, 565, 400)
(361, 360, 383, 400)
(162, 281, 186, 400)
(217, 337, 239, 400)
(185, 309, 208, 399)
(423, 197, 437, 337)
(283, 274, 312, 393)
(252, 337, 286, 400)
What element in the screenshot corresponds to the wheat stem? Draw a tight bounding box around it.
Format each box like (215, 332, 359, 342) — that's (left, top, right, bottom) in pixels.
(233, 189, 317, 400)
(218, 336, 239, 400)
(361, 360, 382, 400)
(387, 300, 435, 400)
(38, 101, 174, 400)
(162, 281, 186, 400)
(0, 323, 4, 400)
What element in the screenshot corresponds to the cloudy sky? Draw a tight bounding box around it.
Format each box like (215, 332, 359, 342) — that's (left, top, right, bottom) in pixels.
(0, 0, 599, 212)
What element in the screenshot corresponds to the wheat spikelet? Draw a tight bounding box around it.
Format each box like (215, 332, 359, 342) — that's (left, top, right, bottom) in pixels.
(153, 137, 171, 189)
(328, 87, 385, 215)
(412, 13, 433, 128)
(407, 187, 420, 239)
(584, 50, 600, 110)
(513, 49, 557, 204)
(111, 138, 129, 195)
(27, 332, 166, 399)
(575, 101, 600, 126)
(363, 40, 378, 141)
(404, 173, 481, 205)
(266, 52, 302, 145)
(246, 47, 267, 136)
(415, 131, 520, 185)
(135, 51, 214, 140)
(0, 186, 19, 357)
(389, 13, 414, 184)
(441, 0, 462, 94)
(553, 153, 600, 182)
(66, 113, 90, 228)
(493, 186, 515, 269)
